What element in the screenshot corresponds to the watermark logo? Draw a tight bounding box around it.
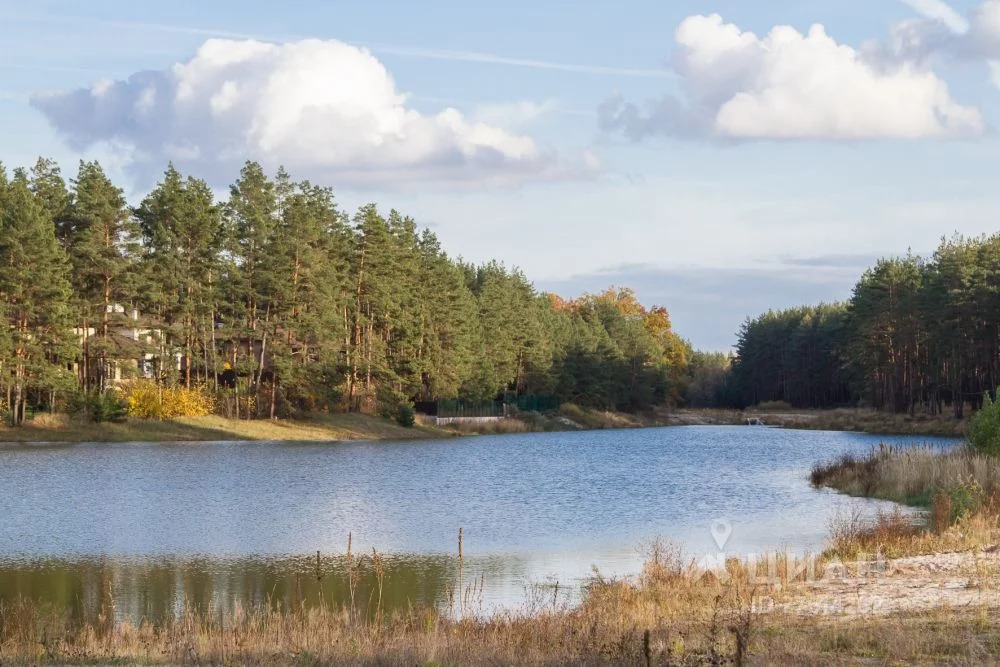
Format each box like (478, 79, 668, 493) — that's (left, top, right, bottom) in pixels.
(710, 519, 733, 550)
(691, 519, 888, 587)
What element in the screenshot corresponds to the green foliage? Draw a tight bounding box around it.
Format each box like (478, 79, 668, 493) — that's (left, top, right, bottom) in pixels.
(0, 157, 699, 425)
(944, 479, 985, 523)
(970, 392, 1000, 456)
(731, 303, 852, 409)
(91, 391, 128, 423)
(728, 236, 1000, 418)
(395, 403, 416, 428)
(1, 166, 76, 425)
(68, 390, 128, 423)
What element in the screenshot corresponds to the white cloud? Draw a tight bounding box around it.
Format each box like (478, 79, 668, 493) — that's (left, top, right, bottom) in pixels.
(599, 14, 983, 141)
(900, 0, 969, 33)
(31, 38, 570, 185)
(969, 1, 1000, 57)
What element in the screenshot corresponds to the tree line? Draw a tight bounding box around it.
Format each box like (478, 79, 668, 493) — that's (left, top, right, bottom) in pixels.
(726, 235, 1000, 417)
(0, 158, 694, 424)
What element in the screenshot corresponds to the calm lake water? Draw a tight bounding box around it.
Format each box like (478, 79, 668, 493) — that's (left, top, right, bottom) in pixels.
(0, 426, 958, 622)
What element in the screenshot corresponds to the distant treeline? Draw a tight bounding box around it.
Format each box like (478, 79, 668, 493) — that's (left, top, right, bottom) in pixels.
(725, 235, 1000, 416)
(0, 158, 696, 424)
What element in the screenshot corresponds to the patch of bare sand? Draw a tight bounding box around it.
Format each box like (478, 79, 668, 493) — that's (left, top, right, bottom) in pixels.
(778, 549, 1000, 617)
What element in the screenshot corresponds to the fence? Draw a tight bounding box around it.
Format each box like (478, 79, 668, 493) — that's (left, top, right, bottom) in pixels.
(416, 396, 561, 419)
(437, 399, 504, 419)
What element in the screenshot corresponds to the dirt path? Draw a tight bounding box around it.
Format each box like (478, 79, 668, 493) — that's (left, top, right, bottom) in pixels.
(778, 550, 1000, 617)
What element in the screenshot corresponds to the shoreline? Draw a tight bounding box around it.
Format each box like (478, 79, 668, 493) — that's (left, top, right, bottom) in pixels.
(0, 406, 967, 445)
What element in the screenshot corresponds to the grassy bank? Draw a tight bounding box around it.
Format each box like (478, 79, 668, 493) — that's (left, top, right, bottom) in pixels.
(0, 412, 449, 443)
(1, 405, 966, 445)
(0, 403, 678, 444)
(811, 444, 1000, 507)
(668, 406, 969, 436)
(781, 408, 968, 437)
(811, 443, 1000, 560)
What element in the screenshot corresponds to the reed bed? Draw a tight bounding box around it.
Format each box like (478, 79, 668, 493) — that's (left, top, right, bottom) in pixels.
(812, 443, 1000, 505)
(813, 443, 1000, 559)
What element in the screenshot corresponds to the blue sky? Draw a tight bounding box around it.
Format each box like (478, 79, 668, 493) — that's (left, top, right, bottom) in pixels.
(3, 0, 1000, 349)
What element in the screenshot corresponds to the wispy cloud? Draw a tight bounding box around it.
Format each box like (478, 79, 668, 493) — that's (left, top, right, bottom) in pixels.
(362, 43, 671, 78)
(899, 0, 970, 33)
(7, 13, 670, 79)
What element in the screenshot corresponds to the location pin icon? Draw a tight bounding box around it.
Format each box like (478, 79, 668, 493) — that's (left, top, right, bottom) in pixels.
(711, 519, 733, 550)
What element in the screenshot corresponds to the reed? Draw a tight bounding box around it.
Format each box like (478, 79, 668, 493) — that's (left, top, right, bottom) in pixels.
(814, 443, 1000, 559)
(811, 443, 1000, 506)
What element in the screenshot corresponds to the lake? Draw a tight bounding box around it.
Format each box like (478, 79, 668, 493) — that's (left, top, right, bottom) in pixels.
(0, 426, 957, 622)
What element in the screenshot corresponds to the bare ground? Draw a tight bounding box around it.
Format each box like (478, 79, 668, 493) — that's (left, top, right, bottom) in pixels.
(779, 549, 1000, 617)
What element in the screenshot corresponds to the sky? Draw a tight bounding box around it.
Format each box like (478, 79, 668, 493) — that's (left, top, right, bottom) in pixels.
(3, 0, 1000, 350)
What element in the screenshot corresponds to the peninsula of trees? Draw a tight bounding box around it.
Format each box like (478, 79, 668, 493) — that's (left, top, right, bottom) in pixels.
(0, 158, 691, 424)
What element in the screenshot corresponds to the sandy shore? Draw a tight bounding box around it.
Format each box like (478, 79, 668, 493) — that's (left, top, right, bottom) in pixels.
(778, 549, 1000, 617)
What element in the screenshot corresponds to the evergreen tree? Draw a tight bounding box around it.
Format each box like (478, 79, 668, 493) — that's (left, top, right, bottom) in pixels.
(65, 160, 141, 390)
(0, 170, 75, 424)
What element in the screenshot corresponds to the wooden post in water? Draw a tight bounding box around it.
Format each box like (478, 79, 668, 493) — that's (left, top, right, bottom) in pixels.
(458, 527, 463, 561)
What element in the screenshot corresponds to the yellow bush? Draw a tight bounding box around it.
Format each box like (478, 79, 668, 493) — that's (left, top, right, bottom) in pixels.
(120, 381, 215, 419)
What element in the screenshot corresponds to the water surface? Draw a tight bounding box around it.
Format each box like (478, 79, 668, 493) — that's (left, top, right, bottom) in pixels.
(0, 426, 956, 620)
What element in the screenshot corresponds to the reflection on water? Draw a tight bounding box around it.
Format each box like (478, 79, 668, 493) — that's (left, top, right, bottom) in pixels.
(0, 427, 959, 623)
(0, 553, 525, 624)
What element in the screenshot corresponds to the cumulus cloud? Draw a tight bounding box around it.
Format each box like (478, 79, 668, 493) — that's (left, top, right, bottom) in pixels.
(599, 14, 983, 142)
(31, 38, 566, 185)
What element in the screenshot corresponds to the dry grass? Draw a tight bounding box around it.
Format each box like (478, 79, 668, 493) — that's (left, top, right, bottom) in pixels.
(444, 418, 532, 435)
(813, 443, 1000, 560)
(0, 404, 680, 445)
(812, 444, 1000, 506)
(783, 407, 968, 437)
(559, 403, 669, 430)
(0, 412, 448, 444)
(667, 407, 967, 435)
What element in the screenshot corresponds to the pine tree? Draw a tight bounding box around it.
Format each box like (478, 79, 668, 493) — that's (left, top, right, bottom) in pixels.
(224, 162, 279, 413)
(0, 170, 75, 424)
(136, 166, 222, 389)
(65, 160, 141, 390)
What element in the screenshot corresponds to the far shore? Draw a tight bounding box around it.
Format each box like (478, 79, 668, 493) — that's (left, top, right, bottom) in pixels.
(0, 405, 967, 445)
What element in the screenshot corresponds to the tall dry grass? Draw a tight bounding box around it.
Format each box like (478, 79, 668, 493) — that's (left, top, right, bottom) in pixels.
(814, 443, 1000, 558)
(812, 444, 1000, 506)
